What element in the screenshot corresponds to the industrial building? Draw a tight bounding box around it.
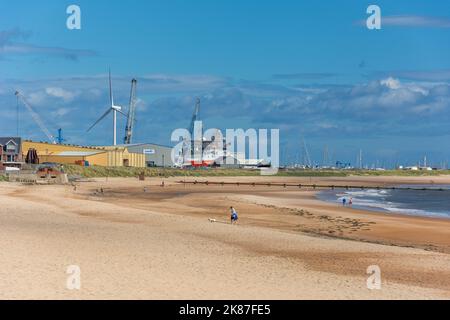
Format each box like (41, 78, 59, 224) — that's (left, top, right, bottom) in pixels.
(5, 75, 179, 170)
(105, 143, 174, 167)
(22, 141, 146, 168)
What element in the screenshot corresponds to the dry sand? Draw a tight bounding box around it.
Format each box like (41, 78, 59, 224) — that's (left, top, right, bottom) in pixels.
(1, 175, 450, 300)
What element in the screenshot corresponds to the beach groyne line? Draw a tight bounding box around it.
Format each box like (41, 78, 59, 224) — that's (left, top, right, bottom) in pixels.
(176, 180, 449, 192)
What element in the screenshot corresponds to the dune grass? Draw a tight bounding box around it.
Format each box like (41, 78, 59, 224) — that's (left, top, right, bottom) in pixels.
(63, 165, 261, 178)
(62, 164, 450, 179)
(349, 169, 450, 177)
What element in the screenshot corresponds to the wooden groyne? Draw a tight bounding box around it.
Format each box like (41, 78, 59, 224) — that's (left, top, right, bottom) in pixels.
(176, 180, 449, 192)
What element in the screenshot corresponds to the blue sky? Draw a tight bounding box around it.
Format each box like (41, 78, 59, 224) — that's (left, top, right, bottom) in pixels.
(1, 0, 450, 167)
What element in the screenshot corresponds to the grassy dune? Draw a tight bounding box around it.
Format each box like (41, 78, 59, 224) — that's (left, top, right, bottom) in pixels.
(63, 165, 260, 178)
(62, 164, 450, 178)
(349, 169, 450, 177)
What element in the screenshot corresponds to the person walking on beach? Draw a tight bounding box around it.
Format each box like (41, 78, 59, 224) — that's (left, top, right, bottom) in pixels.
(342, 198, 347, 206)
(349, 198, 353, 206)
(230, 207, 239, 224)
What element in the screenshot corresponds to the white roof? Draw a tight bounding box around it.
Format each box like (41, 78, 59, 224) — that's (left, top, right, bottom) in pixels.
(56, 151, 104, 157)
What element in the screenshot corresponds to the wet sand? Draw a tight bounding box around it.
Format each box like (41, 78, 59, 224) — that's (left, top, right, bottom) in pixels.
(1, 175, 450, 299)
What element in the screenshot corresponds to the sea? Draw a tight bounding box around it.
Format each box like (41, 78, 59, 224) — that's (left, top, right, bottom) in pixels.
(316, 185, 450, 219)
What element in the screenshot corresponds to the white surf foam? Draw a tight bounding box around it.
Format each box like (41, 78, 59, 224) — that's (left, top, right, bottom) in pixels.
(328, 188, 450, 219)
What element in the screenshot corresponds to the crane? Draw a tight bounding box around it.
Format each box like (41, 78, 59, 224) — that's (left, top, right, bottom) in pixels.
(185, 98, 201, 160)
(178, 98, 202, 165)
(189, 98, 201, 137)
(15, 91, 57, 144)
(124, 79, 137, 144)
(57, 128, 66, 144)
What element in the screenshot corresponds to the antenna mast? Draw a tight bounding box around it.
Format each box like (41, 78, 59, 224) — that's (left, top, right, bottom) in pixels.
(301, 136, 312, 168)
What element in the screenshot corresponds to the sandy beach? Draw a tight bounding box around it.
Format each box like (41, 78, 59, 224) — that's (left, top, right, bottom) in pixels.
(1, 175, 450, 300)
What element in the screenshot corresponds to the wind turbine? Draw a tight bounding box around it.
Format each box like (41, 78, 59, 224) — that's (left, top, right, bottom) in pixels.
(87, 70, 125, 145)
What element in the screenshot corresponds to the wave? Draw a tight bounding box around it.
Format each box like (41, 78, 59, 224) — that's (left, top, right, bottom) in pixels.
(318, 186, 450, 219)
(343, 189, 389, 198)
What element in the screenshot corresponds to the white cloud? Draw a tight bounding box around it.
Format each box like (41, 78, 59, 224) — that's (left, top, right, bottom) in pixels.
(3, 73, 450, 145)
(390, 70, 450, 82)
(382, 15, 450, 28)
(135, 98, 147, 111)
(380, 77, 401, 90)
(45, 87, 76, 102)
(378, 88, 422, 108)
(28, 91, 47, 105)
(53, 107, 71, 117)
(356, 15, 450, 29)
(139, 74, 228, 93)
(0, 28, 96, 61)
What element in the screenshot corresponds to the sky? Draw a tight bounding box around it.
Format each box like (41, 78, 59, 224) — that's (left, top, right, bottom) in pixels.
(1, 0, 450, 167)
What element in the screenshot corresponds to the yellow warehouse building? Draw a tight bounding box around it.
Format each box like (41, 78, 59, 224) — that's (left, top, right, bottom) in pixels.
(22, 141, 146, 168)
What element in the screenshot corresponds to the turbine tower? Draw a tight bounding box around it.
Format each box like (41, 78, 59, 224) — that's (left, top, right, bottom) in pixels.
(87, 70, 125, 145)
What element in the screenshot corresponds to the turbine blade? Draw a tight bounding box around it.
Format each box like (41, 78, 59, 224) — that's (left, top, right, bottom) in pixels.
(109, 69, 114, 107)
(116, 108, 128, 118)
(87, 108, 112, 132)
